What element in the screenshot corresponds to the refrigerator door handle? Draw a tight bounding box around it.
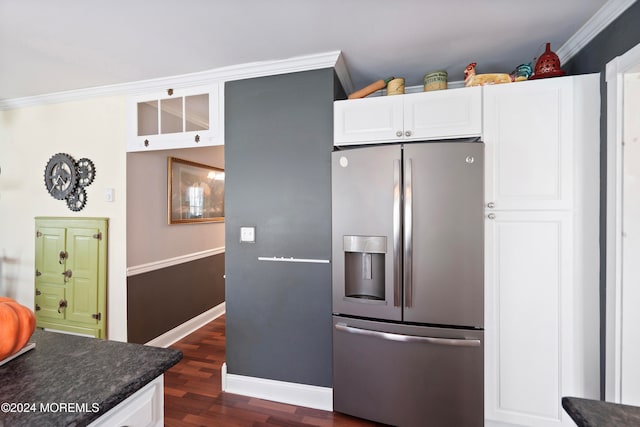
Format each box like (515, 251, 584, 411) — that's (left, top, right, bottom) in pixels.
(393, 159, 401, 307)
(335, 323, 481, 347)
(404, 158, 413, 308)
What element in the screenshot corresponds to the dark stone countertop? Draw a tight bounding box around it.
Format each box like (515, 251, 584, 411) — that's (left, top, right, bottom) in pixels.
(0, 329, 182, 427)
(563, 396, 640, 426)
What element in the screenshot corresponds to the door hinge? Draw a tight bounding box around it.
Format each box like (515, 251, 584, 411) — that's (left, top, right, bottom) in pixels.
(35, 304, 41, 311)
(92, 312, 102, 321)
(35, 289, 41, 296)
(35, 269, 42, 277)
(36, 231, 42, 238)
(92, 232, 102, 240)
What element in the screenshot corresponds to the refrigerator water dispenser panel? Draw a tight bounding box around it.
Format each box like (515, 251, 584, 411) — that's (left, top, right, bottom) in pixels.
(343, 235, 386, 300)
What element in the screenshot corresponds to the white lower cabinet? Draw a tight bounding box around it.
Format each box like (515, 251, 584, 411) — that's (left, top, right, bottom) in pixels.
(89, 375, 164, 427)
(485, 211, 574, 426)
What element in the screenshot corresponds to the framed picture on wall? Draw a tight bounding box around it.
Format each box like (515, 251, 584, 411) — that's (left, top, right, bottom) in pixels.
(168, 157, 224, 224)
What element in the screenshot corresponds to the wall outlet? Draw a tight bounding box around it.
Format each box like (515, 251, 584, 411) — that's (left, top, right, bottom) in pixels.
(240, 226, 255, 243)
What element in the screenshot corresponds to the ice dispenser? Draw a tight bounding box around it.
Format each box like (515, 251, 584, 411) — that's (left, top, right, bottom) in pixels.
(343, 236, 386, 300)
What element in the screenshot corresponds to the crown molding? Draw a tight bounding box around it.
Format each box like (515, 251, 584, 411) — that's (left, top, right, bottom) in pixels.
(0, 50, 350, 111)
(557, 0, 637, 65)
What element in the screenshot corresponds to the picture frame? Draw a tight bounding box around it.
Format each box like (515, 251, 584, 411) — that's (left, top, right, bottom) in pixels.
(168, 156, 224, 224)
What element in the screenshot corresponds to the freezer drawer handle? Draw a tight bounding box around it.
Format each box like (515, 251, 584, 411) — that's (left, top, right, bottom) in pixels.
(335, 323, 480, 347)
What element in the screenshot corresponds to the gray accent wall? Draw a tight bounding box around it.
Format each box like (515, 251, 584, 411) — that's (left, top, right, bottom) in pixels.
(225, 68, 344, 387)
(563, 1, 640, 399)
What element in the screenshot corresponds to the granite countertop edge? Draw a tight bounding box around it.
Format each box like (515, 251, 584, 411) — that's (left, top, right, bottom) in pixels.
(562, 396, 640, 427)
(0, 330, 183, 427)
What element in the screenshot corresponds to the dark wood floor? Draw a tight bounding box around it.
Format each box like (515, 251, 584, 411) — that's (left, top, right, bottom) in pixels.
(164, 315, 382, 427)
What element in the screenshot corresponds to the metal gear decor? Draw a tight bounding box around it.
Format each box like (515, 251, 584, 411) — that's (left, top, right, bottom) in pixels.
(44, 153, 77, 200)
(66, 187, 87, 212)
(76, 158, 96, 187)
(43, 153, 96, 211)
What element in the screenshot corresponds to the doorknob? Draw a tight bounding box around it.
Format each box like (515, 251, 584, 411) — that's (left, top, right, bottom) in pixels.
(58, 299, 67, 314)
(59, 251, 68, 264)
(61, 269, 72, 283)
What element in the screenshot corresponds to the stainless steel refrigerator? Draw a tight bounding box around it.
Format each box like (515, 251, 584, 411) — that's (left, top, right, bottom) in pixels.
(331, 140, 484, 427)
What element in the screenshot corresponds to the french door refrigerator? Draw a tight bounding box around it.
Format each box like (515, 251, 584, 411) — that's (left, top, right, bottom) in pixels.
(331, 140, 484, 427)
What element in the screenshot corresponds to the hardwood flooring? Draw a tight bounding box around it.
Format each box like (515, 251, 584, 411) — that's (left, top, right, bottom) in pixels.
(164, 315, 383, 427)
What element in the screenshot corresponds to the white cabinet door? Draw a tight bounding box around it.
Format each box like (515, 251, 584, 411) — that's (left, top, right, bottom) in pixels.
(127, 83, 222, 152)
(334, 87, 482, 145)
(485, 211, 574, 427)
(484, 78, 573, 211)
(89, 376, 164, 427)
(334, 95, 403, 145)
(404, 86, 482, 140)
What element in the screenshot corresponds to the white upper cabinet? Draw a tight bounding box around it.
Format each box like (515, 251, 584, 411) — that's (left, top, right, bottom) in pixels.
(127, 83, 222, 152)
(483, 78, 574, 211)
(334, 86, 482, 145)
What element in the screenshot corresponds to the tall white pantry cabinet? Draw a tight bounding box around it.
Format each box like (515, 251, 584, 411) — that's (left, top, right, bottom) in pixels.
(333, 73, 601, 427)
(483, 74, 600, 426)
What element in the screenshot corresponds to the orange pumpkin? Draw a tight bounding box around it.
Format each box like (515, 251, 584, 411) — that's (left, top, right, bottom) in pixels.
(0, 297, 36, 360)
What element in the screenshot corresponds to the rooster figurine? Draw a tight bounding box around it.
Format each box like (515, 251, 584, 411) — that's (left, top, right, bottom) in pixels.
(464, 62, 512, 87)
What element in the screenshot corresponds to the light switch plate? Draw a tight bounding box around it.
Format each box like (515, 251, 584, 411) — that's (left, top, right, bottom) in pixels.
(240, 226, 255, 243)
(104, 188, 115, 202)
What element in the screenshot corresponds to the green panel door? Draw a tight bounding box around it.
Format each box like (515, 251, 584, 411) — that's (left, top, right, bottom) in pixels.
(35, 284, 66, 321)
(66, 226, 100, 325)
(35, 226, 66, 286)
(35, 225, 67, 324)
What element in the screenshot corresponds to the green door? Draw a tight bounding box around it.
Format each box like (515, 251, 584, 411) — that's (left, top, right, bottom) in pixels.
(35, 226, 66, 321)
(66, 226, 100, 325)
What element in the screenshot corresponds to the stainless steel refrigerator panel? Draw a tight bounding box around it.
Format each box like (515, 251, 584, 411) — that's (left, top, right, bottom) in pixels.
(403, 142, 484, 327)
(332, 145, 402, 321)
(333, 315, 484, 427)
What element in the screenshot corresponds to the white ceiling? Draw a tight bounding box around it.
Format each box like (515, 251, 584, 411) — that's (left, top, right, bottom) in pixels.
(0, 0, 614, 101)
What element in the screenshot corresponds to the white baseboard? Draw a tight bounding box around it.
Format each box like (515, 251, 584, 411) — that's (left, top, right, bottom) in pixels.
(145, 302, 225, 348)
(221, 363, 333, 411)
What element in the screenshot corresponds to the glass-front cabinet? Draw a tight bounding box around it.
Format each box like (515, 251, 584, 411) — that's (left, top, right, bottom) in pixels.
(127, 83, 221, 151)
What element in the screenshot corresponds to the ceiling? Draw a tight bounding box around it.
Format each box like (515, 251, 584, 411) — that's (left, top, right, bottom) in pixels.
(0, 0, 613, 101)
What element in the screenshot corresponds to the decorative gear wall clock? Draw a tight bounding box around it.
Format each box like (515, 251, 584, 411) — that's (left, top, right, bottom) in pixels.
(43, 153, 96, 211)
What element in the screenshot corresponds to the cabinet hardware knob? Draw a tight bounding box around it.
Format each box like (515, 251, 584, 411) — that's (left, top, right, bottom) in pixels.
(487, 202, 495, 208)
(58, 299, 67, 314)
(488, 213, 496, 220)
(59, 251, 68, 264)
(144, 139, 149, 147)
(405, 130, 412, 137)
(61, 269, 72, 283)
(195, 134, 200, 143)
(396, 131, 403, 137)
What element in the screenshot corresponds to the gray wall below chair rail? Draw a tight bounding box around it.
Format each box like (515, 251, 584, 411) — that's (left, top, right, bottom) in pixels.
(563, 0, 640, 400)
(224, 68, 345, 387)
(127, 253, 225, 344)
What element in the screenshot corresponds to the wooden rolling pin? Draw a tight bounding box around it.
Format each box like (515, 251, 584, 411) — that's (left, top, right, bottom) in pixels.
(348, 77, 395, 99)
